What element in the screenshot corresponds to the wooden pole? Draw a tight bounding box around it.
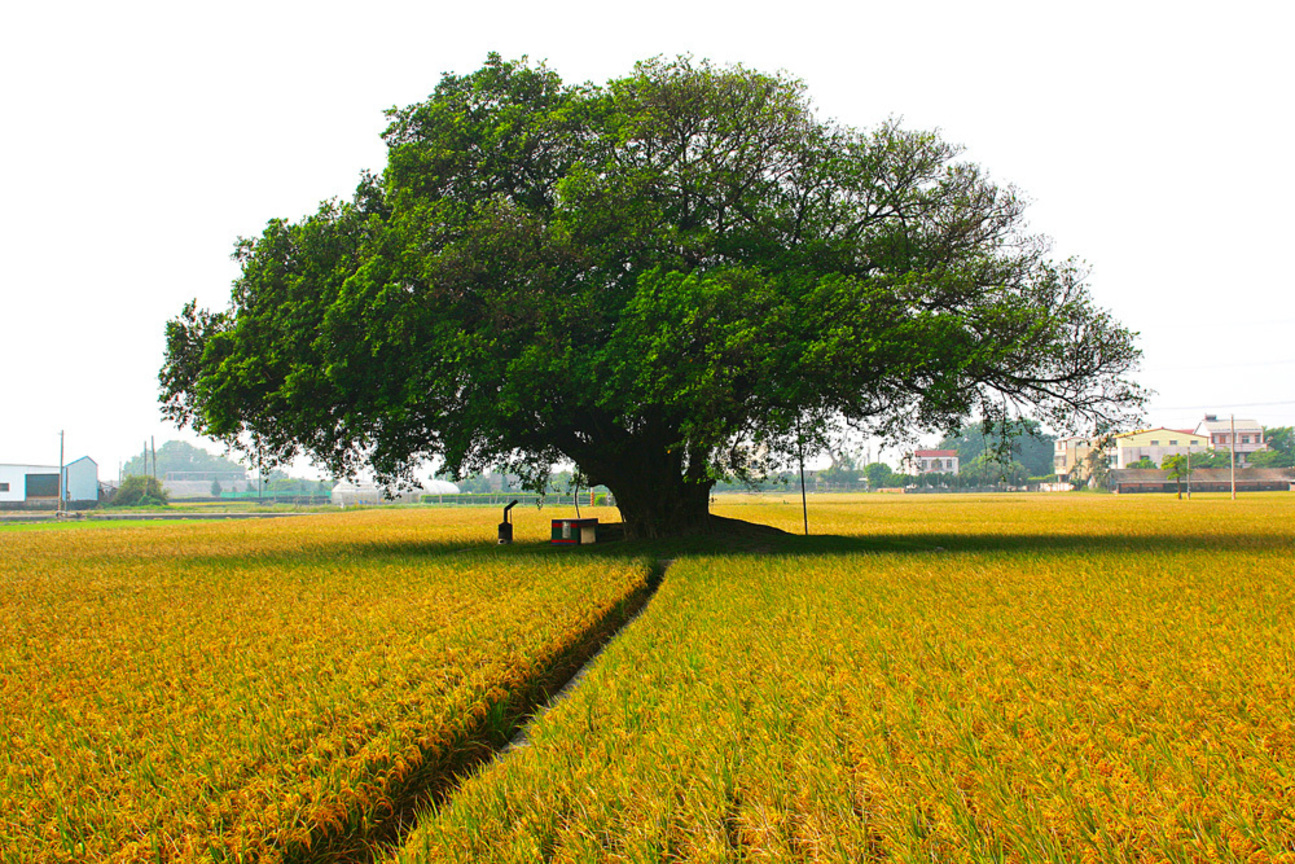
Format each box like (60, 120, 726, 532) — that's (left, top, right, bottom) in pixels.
(58, 430, 65, 515)
(1230, 414, 1237, 500)
(798, 425, 809, 536)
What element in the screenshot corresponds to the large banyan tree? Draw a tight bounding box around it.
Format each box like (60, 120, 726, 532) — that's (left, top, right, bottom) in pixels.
(161, 55, 1144, 537)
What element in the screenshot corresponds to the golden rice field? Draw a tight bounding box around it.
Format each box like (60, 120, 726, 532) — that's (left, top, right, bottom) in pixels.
(394, 493, 1295, 863)
(0, 509, 652, 862)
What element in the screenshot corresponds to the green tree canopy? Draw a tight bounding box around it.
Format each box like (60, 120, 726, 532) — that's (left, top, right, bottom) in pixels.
(937, 418, 1056, 478)
(109, 476, 169, 508)
(960, 452, 1030, 486)
(1188, 448, 1233, 469)
(123, 440, 246, 479)
(1251, 427, 1294, 467)
(161, 55, 1145, 537)
(863, 462, 903, 490)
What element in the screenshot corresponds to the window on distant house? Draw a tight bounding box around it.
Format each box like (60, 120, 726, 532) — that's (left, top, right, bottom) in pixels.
(1151, 440, 1159, 446)
(1170, 440, 1178, 445)
(0, 483, 8, 492)
(1241, 435, 1250, 444)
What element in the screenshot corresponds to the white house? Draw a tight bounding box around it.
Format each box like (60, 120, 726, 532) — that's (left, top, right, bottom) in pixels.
(901, 449, 960, 475)
(0, 457, 99, 506)
(1193, 415, 1267, 466)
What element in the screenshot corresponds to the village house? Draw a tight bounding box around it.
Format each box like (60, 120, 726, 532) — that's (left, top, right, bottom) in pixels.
(1194, 415, 1267, 466)
(901, 449, 960, 475)
(1108, 428, 1209, 469)
(1054, 436, 1096, 483)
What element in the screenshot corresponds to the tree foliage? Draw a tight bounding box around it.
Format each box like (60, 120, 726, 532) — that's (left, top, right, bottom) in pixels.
(863, 462, 903, 490)
(938, 418, 1055, 478)
(960, 452, 1030, 486)
(123, 440, 245, 479)
(161, 55, 1145, 537)
(1186, 448, 1233, 469)
(1251, 427, 1294, 467)
(110, 476, 169, 508)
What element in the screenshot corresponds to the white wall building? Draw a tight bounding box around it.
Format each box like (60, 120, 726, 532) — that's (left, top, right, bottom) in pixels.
(901, 449, 960, 475)
(63, 456, 99, 502)
(1193, 415, 1266, 466)
(0, 457, 99, 505)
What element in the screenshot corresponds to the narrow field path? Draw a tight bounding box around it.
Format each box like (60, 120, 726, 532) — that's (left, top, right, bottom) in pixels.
(347, 557, 672, 864)
(505, 558, 674, 753)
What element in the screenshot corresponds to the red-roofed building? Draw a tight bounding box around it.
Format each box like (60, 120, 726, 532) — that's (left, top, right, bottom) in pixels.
(902, 449, 960, 475)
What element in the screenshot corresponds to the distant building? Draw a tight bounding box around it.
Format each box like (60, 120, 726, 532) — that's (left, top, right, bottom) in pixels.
(902, 449, 959, 475)
(1054, 436, 1096, 483)
(161, 470, 248, 500)
(1109, 467, 1295, 494)
(1109, 428, 1209, 469)
(331, 479, 461, 506)
(0, 457, 99, 508)
(1194, 415, 1267, 466)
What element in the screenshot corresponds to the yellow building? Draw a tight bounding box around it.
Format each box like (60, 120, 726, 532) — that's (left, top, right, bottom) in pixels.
(1110, 428, 1208, 469)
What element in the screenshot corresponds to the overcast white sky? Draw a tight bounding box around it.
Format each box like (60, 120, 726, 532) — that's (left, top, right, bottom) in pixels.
(2, 0, 1292, 478)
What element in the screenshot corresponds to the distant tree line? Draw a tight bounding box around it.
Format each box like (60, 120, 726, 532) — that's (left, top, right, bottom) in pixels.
(122, 440, 247, 479)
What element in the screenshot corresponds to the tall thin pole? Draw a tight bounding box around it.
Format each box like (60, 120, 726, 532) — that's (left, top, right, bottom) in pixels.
(798, 427, 809, 536)
(1230, 414, 1237, 500)
(58, 430, 65, 515)
(1186, 444, 1192, 500)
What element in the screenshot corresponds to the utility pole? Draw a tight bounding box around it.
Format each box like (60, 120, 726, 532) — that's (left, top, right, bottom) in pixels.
(798, 423, 809, 536)
(1230, 414, 1237, 500)
(58, 430, 65, 516)
(1186, 444, 1192, 500)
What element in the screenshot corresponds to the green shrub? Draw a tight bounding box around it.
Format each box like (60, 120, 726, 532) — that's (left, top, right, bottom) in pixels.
(110, 475, 170, 507)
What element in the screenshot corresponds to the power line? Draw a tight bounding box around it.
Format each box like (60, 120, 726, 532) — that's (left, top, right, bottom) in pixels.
(1143, 358, 1295, 373)
(1153, 399, 1295, 411)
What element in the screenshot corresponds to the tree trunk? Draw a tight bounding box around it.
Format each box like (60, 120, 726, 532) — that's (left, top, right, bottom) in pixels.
(579, 437, 714, 538)
(603, 471, 714, 539)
